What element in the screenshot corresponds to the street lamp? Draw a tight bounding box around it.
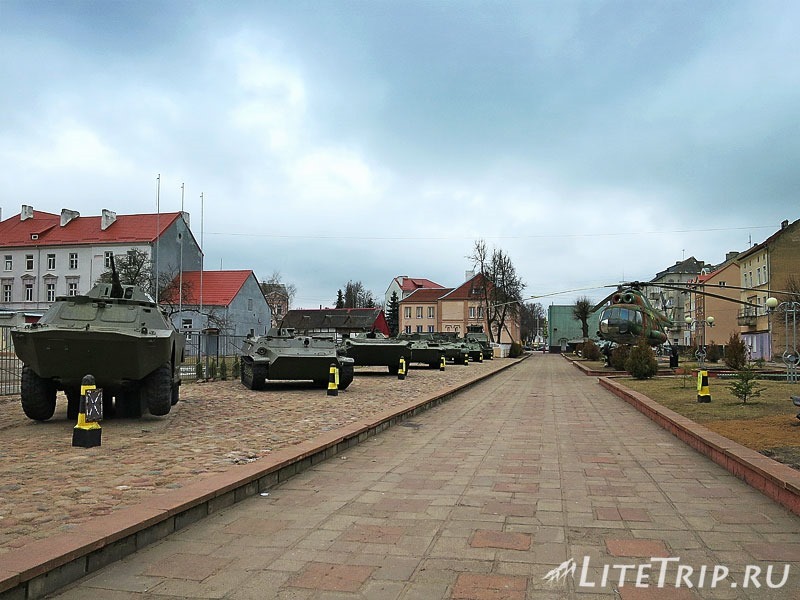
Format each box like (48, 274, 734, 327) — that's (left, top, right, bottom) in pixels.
(766, 297, 799, 383)
(685, 315, 715, 368)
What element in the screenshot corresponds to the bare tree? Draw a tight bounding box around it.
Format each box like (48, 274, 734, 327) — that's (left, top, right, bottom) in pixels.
(573, 296, 593, 340)
(96, 249, 191, 311)
(342, 280, 377, 308)
(520, 302, 546, 345)
(469, 239, 524, 343)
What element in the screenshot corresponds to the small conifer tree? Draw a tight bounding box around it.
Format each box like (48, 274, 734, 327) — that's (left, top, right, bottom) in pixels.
(728, 364, 765, 404)
(610, 345, 631, 371)
(724, 332, 747, 370)
(232, 355, 240, 378)
(195, 359, 204, 381)
(209, 359, 218, 380)
(625, 337, 659, 379)
(582, 339, 602, 361)
(220, 359, 228, 381)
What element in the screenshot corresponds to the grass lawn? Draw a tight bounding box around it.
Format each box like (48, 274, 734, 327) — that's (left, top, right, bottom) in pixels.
(620, 374, 800, 468)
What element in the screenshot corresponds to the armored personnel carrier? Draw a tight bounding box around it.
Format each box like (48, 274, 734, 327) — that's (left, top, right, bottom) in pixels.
(465, 326, 494, 360)
(11, 262, 184, 421)
(341, 332, 411, 375)
(240, 328, 355, 390)
(397, 333, 447, 369)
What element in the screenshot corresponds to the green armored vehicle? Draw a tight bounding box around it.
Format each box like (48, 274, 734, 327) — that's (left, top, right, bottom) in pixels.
(240, 328, 355, 390)
(397, 333, 447, 369)
(341, 332, 412, 375)
(434, 332, 482, 363)
(11, 269, 184, 421)
(465, 326, 493, 360)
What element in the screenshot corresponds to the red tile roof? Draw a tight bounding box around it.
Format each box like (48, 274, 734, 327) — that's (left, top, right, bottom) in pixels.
(401, 288, 453, 303)
(0, 210, 182, 247)
(440, 273, 490, 300)
(168, 270, 254, 307)
(395, 276, 445, 292)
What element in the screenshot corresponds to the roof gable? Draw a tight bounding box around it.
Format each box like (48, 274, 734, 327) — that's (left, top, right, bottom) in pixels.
(401, 288, 453, 303)
(440, 273, 490, 301)
(169, 270, 254, 307)
(394, 276, 445, 292)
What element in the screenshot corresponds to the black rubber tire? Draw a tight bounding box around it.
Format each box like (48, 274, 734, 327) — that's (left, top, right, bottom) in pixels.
(20, 366, 57, 421)
(65, 387, 80, 421)
(339, 363, 354, 390)
(142, 364, 172, 416)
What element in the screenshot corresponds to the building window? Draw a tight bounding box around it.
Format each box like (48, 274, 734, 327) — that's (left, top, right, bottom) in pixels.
(276, 305, 282, 316)
(247, 298, 254, 311)
(182, 318, 193, 340)
(25, 282, 34, 301)
(2, 283, 11, 303)
(404, 306, 411, 319)
(3, 256, 10, 271)
(428, 325, 435, 333)
(25, 255, 34, 270)
(404, 325, 411, 334)
(46, 282, 56, 302)
(469, 307, 476, 318)
(68, 282, 78, 296)
(416, 307, 423, 318)
(104, 251, 114, 268)
(416, 325, 423, 333)
(477, 306, 483, 318)
(69, 253, 78, 269)
(47, 254, 56, 270)
(427, 306, 435, 319)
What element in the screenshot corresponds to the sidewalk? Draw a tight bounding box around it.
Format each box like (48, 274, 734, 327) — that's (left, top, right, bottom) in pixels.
(48, 355, 800, 599)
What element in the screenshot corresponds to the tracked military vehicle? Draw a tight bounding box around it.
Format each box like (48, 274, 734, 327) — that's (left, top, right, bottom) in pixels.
(11, 259, 184, 421)
(465, 326, 494, 360)
(341, 332, 412, 374)
(397, 333, 447, 369)
(240, 328, 355, 390)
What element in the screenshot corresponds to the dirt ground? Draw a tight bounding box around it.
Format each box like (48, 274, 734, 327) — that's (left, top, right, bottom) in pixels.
(0, 360, 510, 554)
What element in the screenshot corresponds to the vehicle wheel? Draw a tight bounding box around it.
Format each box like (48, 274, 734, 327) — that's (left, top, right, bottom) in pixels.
(142, 364, 172, 416)
(20, 366, 56, 421)
(65, 387, 80, 421)
(339, 363, 354, 390)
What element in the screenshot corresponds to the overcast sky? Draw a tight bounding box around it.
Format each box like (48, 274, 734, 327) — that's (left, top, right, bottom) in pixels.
(2, 0, 798, 308)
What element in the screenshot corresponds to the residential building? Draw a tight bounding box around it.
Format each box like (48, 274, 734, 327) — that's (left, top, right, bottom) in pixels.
(396, 273, 521, 343)
(280, 308, 390, 337)
(0, 205, 201, 313)
(682, 254, 741, 349)
(649, 256, 708, 345)
(260, 282, 290, 328)
(167, 270, 272, 356)
(547, 305, 601, 353)
(399, 288, 453, 335)
(384, 276, 445, 307)
(736, 218, 800, 360)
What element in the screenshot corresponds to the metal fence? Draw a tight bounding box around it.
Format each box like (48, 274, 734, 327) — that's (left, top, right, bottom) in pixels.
(0, 326, 248, 394)
(179, 329, 248, 381)
(0, 326, 22, 396)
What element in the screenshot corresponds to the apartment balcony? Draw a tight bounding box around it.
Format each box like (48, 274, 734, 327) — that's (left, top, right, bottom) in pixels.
(737, 312, 757, 327)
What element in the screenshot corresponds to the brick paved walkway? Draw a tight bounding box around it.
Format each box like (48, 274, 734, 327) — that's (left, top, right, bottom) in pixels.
(48, 355, 800, 599)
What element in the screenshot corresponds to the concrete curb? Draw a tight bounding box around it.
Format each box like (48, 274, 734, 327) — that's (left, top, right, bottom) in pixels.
(0, 359, 523, 600)
(599, 376, 800, 518)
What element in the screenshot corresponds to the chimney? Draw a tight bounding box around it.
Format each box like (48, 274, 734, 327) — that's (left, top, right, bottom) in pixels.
(20, 205, 34, 221)
(781, 219, 789, 229)
(60, 209, 80, 227)
(101, 209, 117, 230)
(725, 251, 739, 262)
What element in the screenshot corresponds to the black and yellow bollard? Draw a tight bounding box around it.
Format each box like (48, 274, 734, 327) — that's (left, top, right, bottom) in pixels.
(327, 363, 339, 396)
(439, 355, 446, 371)
(478, 351, 483, 363)
(697, 370, 711, 403)
(463, 353, 469, 366)
(398, 357, 407, 380)
(72, 374, 102, 448)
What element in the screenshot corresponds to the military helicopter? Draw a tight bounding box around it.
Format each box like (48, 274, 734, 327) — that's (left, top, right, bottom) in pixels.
(591, 281, 763, 348)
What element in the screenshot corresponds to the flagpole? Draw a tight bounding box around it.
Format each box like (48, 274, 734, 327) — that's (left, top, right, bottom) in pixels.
(179, 183, 184, 317)
(200, 192, 204, 320)
(155, 174, 161, 300)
